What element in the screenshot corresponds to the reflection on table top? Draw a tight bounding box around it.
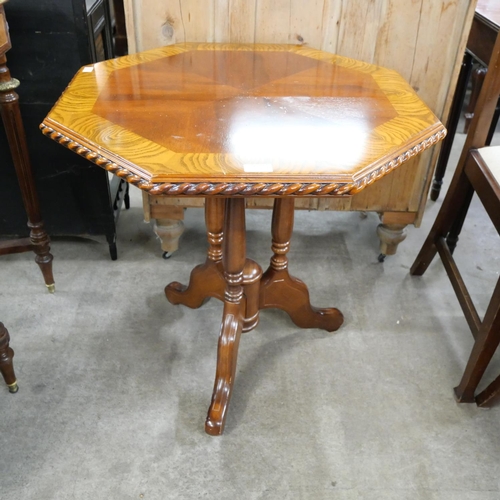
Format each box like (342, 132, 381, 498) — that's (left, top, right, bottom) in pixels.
(41, 43, 445, 196)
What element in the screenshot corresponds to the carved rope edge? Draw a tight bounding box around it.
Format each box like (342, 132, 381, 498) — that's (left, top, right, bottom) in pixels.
(39, 124, 446, 197)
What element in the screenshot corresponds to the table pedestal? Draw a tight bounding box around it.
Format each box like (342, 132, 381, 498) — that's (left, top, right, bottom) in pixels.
(165, 197, 344, 435)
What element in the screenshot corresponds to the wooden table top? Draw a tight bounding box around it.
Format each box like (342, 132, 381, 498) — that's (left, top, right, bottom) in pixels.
(41, 43, 445, 197)
(477, 0, 500, 30)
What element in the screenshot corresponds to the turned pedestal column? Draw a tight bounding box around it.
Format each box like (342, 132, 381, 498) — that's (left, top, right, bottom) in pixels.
(166, 198, 343, 434)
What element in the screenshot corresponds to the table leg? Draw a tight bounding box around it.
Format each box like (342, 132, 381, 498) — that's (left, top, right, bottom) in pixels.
(0, 322, 18, 393)
(153, 217, 185, 259)
(376, 223, 408, 262)
(205, 198, 246, 435)
(464, 66, 487, 134)
(0, 55, 54, 293)
(165, 198, 225, 307)
(431, 53, 473, 201)
(259, 198, 343, 332)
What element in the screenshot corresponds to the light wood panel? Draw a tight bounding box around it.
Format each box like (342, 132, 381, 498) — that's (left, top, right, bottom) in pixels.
(124, 0, 477, 221)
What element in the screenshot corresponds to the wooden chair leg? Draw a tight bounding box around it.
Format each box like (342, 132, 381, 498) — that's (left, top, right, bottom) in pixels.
(445, 185, 474, 255)
(454, 277, 500, 403)
(476, 374, 500, 407)
(411, 167, 475, 276)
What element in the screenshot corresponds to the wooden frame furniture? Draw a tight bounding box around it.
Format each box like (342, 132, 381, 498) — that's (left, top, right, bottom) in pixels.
(411, 32, 500, 408)
(124, 0, 476, 259)
(41, 44, 445, 434)
(0, 3, 54, 291)
(1, 0, 130, 260)
(431, 0, 500, 201)
(0, 1, 54, 393)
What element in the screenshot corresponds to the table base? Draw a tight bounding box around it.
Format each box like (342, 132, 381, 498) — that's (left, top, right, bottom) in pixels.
(165, 197, 343, 435)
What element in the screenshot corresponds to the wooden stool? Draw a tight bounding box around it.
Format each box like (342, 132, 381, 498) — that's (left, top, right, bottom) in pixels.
(411, 32, 500, 407)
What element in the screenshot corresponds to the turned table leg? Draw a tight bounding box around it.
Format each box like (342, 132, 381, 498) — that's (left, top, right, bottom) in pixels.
(0, 54, 54, 292)
(376, 223, 408, 262)
(154, 217, 185, 260)
(205, 198, 247, 435)
(259, 198, 343, 332)
(0, 322, 18, 393)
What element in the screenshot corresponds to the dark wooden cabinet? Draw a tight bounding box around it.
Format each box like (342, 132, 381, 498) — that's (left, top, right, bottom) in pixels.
(0, 0, 127, 259)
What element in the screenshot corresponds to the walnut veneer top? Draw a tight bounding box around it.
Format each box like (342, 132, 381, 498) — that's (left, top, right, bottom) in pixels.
(41, 43, 445, 197)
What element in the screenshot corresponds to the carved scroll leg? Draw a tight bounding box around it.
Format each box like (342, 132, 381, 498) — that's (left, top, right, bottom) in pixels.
(376, 223, 408, 262)
(166, 198, 225, 308)
(259, 198, 343, 332)
(205, 198, 246, 436)
(0, 323, 18, 393)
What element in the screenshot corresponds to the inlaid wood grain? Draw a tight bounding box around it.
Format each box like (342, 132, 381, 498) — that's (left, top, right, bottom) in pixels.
(42, 43, 444, 196)
(123, 0, 475, 217)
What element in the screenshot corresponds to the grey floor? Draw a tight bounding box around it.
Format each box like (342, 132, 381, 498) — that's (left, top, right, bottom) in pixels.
(1, 131, 500, 499)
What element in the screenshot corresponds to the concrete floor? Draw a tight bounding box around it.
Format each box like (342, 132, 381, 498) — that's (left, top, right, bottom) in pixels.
(1, 131, 500, 499)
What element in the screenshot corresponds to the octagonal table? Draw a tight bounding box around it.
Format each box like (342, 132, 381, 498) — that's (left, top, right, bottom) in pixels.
(41, 43, 445, 435)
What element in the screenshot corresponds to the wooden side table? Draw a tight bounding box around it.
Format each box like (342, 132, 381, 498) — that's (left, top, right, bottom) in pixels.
(0, 1, 54, 393)
(40, 43, 445, 434)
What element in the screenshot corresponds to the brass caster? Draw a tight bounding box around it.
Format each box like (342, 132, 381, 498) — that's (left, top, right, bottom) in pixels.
(162, 251, 173, 260)
(46, 283, 55, 294)
(378, 253, 386, 263)
(8, 381, 18, 393)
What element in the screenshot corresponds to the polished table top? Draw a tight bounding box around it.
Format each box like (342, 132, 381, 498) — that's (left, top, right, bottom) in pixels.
(477, 0, 500, 29)
(41, 43, 445, 197)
